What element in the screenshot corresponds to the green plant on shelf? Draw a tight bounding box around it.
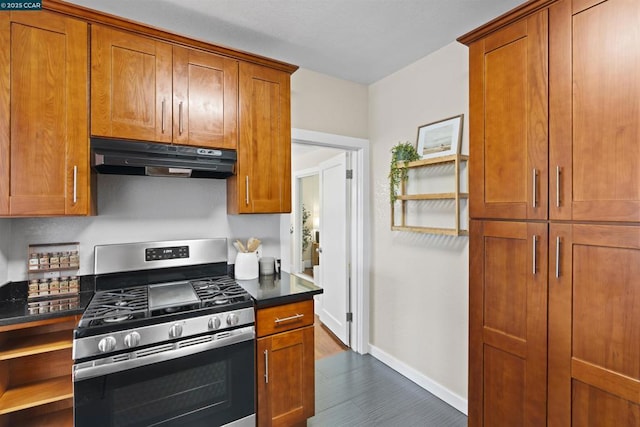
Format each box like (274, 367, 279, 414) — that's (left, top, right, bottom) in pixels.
(389, 141, 420, 203)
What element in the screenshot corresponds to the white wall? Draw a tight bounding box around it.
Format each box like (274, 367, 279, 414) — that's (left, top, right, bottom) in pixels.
(0, 220, 10, 284)
(291, 68, 368, 139)
(5, 175, 281, 281)
(368, 42, 469, 406)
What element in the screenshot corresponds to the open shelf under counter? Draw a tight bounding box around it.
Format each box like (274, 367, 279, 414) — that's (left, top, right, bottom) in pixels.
(0, 376, 72, 415)
(0, 330, 72, 361)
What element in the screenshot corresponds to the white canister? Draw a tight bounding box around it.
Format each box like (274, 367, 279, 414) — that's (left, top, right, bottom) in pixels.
(235, 251, 259, 280)
(259, 257, 275, 275)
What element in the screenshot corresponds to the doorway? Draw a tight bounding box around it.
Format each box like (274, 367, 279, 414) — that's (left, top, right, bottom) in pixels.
(288, 129, 370, 355)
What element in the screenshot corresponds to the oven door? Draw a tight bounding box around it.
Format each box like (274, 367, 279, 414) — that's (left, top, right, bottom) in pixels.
(73, 328, 255, 427)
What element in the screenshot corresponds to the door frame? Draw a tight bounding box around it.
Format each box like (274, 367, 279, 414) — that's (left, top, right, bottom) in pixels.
(291, 128, 370, 355)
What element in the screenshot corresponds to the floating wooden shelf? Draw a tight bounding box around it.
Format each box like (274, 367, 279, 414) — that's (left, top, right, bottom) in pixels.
(391, 226, 469, 236)
(0, 376, 72, 415)
(396, 192, 469, 201)
(391, 154, 468, 235)
(0, 331, 72, 361)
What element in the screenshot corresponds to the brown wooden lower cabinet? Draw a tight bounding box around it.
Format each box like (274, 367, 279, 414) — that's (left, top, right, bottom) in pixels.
(470, 220, 640, 425)
(0, 316, 78, 427)
(256, 300, 315, 427)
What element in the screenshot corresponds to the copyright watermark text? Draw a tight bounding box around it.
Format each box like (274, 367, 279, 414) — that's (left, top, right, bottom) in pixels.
(1, 2, 42, 10)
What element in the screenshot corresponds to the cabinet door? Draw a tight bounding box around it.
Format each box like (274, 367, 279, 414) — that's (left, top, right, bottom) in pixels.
(550, 0, 640, 222)
(230, 62, 291, 214)
(469, 10, 548, 220)
(0, 11, 89, 216)
(469, 220, 547, 426)
(91, 25, 172, 143)
(548, 224, 640, 426)
(173, 46, 238, 149)
(256, 326, 314, 427)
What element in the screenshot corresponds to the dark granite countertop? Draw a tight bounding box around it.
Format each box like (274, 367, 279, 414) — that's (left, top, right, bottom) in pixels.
(237, 272, 323, 308)
(0, 272, 322, 326)
(0, 277, 95, 327)
(0, 291, 93, 327)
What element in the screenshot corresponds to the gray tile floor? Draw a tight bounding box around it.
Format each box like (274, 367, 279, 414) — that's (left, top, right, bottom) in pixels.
(308, 351, 467, 427)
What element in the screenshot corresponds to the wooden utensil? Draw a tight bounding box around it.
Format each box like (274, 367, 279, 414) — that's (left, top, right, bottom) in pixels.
(247, 237, 261, 252)
(235, 239, 247, 253)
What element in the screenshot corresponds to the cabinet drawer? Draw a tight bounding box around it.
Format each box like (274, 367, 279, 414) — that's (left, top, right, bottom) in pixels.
(256, 300, 313, 338)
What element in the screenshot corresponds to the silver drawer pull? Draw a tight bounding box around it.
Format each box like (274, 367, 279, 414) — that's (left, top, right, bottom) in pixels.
(532, 168, 538, 208)
(274, 313, 304, 324)
(532, 234, 538, 275)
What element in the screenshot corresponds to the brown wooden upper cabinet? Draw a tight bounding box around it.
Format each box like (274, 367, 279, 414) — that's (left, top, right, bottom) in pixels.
(550, 0, 640, 222)
(468, 10, 549, 221)
(227, 62, 292, 214)
(468, 0, 640, 223)
(0, 11, 90, 217)
(91, 25, 238, 150)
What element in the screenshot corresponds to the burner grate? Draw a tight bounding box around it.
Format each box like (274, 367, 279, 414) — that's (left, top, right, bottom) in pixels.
(191, 277, 250, 307)
(79, 287, 148, 327)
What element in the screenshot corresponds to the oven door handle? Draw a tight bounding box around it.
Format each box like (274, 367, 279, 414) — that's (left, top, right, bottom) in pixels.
(74, 326, 255, 382)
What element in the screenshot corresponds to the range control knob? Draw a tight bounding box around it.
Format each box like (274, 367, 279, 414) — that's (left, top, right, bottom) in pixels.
(208, 316, 222, 330)
(226, 313, 239, 326)
(169, 323, 183, 339)
(98, 336, 117, 353)
(124, 331, 141, 348)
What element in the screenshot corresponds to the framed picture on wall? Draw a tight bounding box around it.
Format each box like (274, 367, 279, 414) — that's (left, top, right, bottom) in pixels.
(416, 114, 464, 160)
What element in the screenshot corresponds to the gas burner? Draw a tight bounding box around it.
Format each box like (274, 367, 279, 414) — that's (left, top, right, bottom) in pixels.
(103, 311, 133, 323)
(212, 295, 229, 305)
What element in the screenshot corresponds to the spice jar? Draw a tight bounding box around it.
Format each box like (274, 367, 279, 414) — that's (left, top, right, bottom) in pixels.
(59, 276, 69, 293)
(68, 276, 79, 292)
(39, 253, 49, 270)
(49, 252, 60, 269)
(69, 251, 79, 268)
(28, 253, 40, 270)
(38, 278, 49, 295)
(60, 252, 70, 269)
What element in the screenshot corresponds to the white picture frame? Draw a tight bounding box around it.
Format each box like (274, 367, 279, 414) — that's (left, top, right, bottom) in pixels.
(416, 114, 464, 160)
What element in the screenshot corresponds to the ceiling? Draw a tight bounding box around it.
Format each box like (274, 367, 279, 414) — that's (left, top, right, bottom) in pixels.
(65, 0, 525, 85)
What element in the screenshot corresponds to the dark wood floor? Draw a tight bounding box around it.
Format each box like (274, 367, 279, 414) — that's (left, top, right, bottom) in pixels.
(309, 351, 467, 426)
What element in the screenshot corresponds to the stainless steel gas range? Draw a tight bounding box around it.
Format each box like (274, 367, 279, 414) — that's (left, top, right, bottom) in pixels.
(73, 239, 256, 427)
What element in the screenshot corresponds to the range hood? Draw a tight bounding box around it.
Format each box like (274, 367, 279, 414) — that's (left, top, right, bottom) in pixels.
(91, 138, 236, 179)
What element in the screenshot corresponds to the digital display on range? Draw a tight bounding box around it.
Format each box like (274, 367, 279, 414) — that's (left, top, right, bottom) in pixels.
(145, 246, 189, 261)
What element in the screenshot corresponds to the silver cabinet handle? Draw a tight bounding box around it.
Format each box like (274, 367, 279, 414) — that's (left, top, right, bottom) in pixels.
(161, 99, 166, 133)
(275, 313, 304, 324)
(245, 176, 249, 205)
(556, 166, 561, 208)
(532, 235, 538, 275)
(73, 165, 78, 204)
(179, 101, 184, 135)
(532, 168, 538, 208)
(264, 350, 269, 384)
(555, 236, 561, 278)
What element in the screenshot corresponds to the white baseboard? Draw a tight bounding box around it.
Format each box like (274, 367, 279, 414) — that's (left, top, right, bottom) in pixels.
(368, 344, 468, 415)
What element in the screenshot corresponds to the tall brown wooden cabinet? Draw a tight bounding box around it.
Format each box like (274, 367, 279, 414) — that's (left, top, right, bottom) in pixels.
(0, 11, 90, 217)
(460, 0, 640, 425)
